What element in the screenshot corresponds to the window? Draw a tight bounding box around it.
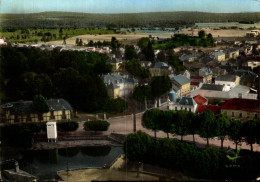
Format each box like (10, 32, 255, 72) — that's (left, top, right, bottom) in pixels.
(189, 108, 191, 112)
(247, 112, 250, 118)
(232, 112, 234, 117)
(255, 114, 258, 119)
(239, 113, 242, 118)
(175, 107, 177, 111)
(181, 107, 183, 110)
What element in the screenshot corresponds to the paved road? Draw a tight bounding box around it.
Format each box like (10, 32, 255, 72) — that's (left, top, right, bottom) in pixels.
(77, 103, 260, 152)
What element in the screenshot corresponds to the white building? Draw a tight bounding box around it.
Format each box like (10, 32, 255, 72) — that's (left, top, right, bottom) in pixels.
(102, 73, 138, 98)
(167, 90, 198, 113)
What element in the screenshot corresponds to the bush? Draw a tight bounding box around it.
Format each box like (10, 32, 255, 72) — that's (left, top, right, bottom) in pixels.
(84, 120, 110, 131)
(57, 121, 79, 132)
(104, 98, 128, 114)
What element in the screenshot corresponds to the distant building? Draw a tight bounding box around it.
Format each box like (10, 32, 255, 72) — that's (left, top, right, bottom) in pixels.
(197, 105, 221, 115)
(179, 54, 201, 62)
(193, 94, 208, 105)
(107, 58, 122, 71)
(149, 62, 169, 77)
(0, 99, 73, 124)
(201, 83, 225, 91)
(168, 91, 198, 113)
(212, 50, 226, 62)
(179, 70, 191, 79)
(215, 74, 240, 91)
(221, 98, 260, 121)
(191, 85, 258, 104)
(246, 57, 260, 69)
(225, 48, 239, 60)
(102, 73, 138, 98)
(199, 67, 212, 83)
(171, 75, 191, 97)
(0, 39, 7, 46)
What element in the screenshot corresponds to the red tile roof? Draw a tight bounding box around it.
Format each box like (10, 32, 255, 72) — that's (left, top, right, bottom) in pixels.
(190, 75, 204, 79)
(197, 105, 221, 114)
(221, 98, 260, 112)
(193, 94, 207, 105)
(248, 57, 260, 62)
(191, 81, 200, 86)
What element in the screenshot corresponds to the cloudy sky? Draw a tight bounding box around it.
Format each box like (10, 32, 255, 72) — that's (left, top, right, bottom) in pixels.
(0, 0, 259, 14)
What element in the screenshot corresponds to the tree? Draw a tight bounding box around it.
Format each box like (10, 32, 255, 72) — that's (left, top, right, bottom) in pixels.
(124, 131, 152, 161)
(75, 38, 79, 46)
(157, 50, 166, 62)
(173, 110, 191, 141)
(84, 120, 110, 131)
(151, 76, 172, 107)
(242, 120, 260, 151)
(33, 94, 49, 113)
(187, 112, 197, 143)
(125, 45, 138, 60)
(198, 30, 207, 38)
(104, 98, 128, 114)
(111, 37, 120, 48)
(142, 108, 161, 139)
(216, 113, 231, 149)
(159, 110, 175, 138)
(198, 110, 217, 146)
(125, 58, 151, 83)
(229, 119, 243, 150)
(133, 85, 152, 110)
(32, 73, 53, 98)
(143, 41, 155, 62)
(88, 40, 94, 46)
(137, 37, 150, 50)
(78, 39, 83, 46)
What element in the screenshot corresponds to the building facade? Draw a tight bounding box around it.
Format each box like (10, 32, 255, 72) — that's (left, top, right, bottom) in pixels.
(0, 99, 73, 124)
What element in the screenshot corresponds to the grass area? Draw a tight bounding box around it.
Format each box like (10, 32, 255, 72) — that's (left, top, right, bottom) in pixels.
(0, 28, 116, 43)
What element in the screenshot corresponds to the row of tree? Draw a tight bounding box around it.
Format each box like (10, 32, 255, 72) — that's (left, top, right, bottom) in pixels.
(124, 131, 260, 179)
(142, 109, 260, 151)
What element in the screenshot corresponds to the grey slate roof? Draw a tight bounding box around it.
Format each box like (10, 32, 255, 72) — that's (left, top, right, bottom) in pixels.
(176, 97, 196, 106)
(150, 62, 169, 68)
(1, 99, 72, 115)
(47, 99, 73, 111)
(215, 74, 237, 82)
(172, 75, 191, 85)
(102, 73, 138, 85)
(201, 84, 224, 91)
(107, 58, 122, 63)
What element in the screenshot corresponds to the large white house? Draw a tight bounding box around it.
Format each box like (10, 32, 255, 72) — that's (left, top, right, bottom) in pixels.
(167, 90, 198, 113)
(102, 73, 138, 98)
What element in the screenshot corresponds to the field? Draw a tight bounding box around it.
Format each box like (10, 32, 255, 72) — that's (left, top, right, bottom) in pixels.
(0, 28, 115, 43)
(46, 28, 254, 46)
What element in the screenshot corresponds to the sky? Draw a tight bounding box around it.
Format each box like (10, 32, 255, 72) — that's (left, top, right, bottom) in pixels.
(0, 0, 259, 14)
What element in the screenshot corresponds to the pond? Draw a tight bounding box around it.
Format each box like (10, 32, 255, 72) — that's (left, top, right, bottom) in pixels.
(0, 146, 123, 180)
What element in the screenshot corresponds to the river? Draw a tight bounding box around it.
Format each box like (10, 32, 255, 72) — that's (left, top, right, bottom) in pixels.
(0, 146, 123, 180)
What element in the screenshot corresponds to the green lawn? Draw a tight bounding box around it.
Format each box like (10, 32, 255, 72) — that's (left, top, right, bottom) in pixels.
(0, 28, 116, 43)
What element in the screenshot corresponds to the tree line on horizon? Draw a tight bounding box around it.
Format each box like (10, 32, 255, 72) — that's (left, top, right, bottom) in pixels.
(0, 12, 259, 29)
